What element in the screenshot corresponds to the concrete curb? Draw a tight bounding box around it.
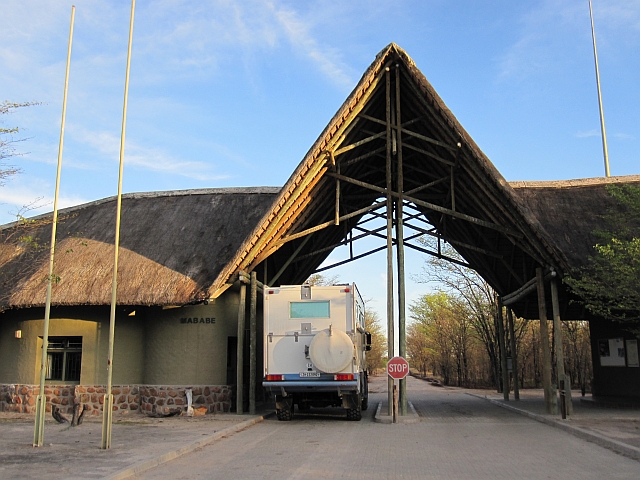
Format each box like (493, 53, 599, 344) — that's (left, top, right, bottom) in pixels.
(104, 413, 273, 480)
(467, 393, 640, 462)
(374, 401, 420, 424)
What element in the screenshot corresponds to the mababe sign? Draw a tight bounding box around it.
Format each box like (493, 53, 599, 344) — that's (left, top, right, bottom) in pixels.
(387, 356, 409, 380)
(180, 317, 216, 324)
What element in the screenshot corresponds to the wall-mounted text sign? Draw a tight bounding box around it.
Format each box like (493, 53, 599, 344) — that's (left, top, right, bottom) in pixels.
(180, 317, 216, 324)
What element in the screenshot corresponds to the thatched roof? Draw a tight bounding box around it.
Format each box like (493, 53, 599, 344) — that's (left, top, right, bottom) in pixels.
(0, 187, 279, 310)
(208, 43, 567, 309)
(511, 175, 640, 271)
(2, 42, 636, 321)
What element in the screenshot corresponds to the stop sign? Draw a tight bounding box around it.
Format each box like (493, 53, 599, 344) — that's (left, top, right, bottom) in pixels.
(387, 356, 410, 379)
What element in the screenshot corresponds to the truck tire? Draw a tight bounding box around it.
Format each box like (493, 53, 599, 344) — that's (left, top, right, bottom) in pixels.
(276, 406, 293, 421)
(361, 373, 369, 411)
(346, 394, 362, 421)
(361, 392, 368, 411)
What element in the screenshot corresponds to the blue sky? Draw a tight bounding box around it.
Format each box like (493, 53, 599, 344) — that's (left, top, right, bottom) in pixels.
(2, 0, 639, 322)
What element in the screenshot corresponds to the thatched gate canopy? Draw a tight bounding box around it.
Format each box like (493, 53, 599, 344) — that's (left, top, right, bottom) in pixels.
(211, 44, 601, 320)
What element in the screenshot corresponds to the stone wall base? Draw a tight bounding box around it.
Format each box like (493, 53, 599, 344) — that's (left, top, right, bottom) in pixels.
(0, 384, 234, 416)
(140, 385, 233, 415)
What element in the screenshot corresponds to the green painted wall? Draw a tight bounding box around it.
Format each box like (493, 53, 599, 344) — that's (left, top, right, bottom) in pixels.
(0, 307, 145, 385)
(143, 294, 239, 385)
(0, 291, 241, 386)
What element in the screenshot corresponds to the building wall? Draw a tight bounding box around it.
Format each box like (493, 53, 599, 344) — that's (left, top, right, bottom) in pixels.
(0, 291, 242, 387)
(143, 293, 239, 385)
(590, 320, 640, 398)
(0, 306, 145, 385)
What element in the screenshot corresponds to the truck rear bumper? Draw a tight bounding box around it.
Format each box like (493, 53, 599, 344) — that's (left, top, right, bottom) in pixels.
(263, 380, 358, 393)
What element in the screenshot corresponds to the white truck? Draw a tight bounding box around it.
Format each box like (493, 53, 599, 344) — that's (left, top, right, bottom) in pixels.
(262, 283, 371, 421)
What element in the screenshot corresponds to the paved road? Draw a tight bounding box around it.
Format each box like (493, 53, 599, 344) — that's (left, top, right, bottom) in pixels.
(135, 376, 640, 479)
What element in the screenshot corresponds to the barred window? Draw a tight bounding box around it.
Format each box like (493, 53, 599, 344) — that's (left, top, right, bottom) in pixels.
(43, 336, 82, 382)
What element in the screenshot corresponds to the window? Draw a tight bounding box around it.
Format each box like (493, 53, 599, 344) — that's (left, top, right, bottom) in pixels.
(44, 336, 82, 382)
(290, 301, 330, 319)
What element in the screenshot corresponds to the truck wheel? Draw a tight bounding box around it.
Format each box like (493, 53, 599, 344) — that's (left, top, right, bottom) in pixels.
(361, 374, 369, 411)
(346, 405, 362, 421)
(346, 395, 362, 421)
(276, 406, 293, 421)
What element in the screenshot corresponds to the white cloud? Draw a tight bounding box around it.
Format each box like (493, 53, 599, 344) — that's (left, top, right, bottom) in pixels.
(270, 4, 354, 89)
(613, 132, 634, 140)
(497, 0, 640, 81)
(0, 178, 89, 224)
(68, 125, 230, 181)
(575, 129, 600, 138)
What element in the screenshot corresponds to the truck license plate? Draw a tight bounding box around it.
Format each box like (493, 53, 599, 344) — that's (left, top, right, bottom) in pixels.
(300, 371, 320, 378)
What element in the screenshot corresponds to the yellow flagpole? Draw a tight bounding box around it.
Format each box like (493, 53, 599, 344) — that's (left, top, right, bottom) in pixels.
(589, 0, 610, 177)
(101, 0, 136, 450)
(33, 5, 75, 448)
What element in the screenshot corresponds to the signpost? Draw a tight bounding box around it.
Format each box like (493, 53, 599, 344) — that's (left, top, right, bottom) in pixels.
(387, 357, 409, 423)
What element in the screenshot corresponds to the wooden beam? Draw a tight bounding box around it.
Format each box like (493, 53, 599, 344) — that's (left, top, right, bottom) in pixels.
(249, 272, 257, 415)
(402, 141, 455, 167)
(536, 267, 555, 414)
(341, 146, 386, 168)
(269, 234, 313, 286)
(314, 244, 388, 273)
(270, 200, 387, 250)
(325, 171, 523, 238)
(507, 307, 520, 400)
(236, 278, 246, 414)
(404, 175, 450, 197)
(497, 298, 509, 401)
(334, 131, 386, 157)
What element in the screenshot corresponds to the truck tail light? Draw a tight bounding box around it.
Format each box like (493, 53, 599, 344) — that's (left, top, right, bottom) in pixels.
(334, 374, 354, 381)
(265, 374, 283, 381)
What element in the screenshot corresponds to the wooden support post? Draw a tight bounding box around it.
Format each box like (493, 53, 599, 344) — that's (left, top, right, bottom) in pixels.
(249, 271, 257, 415)
(507, 308, 520, 400)
(551, 276, 572, 416)
(497, 298, 509, 400)
(335, 154, 340, 226)
(263, 261, 268, 287)
(536, 267, 554, 414)
(395, 65, 407, 416)
(236, 275, 247, 414)
(393, 383, 398, 424)
(385, 67, 395, 417)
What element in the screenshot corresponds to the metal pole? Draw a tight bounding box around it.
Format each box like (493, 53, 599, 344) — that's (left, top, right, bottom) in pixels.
(395, 65, 407, 416)
(507, 308, 520, 400)
(102, 0, 135, 450)
(385, 67, 395, 417)
(589, 0, 610, 177)
(249, 272, 257, 415)
(535, 267, 554, 414)
(497, 298, 509, 401)
(236, 275, 247, 414)
(33, 5, 75, 448)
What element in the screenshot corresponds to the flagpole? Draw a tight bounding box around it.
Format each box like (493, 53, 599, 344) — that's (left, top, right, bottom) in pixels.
(33, 5, 75, 448)
(589, 0, 610, 177)
(101, 0, 135, 450)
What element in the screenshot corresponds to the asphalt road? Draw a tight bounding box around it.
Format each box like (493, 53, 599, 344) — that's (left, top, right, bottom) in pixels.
(134, 376, 640, 479)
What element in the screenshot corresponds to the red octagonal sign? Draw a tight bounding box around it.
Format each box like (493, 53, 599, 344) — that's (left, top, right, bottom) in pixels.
(387, 356, 410, 379)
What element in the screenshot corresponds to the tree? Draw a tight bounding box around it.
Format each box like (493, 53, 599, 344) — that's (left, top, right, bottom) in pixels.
(408, 291, 476, 387)
(1, 101, 38, 185)
(305, 273, 341, 286)
(364, 309, 386, 375)
(414, 239, 503, 390)
(566, 185, 640, 323)
(0, 101, 48, 307)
